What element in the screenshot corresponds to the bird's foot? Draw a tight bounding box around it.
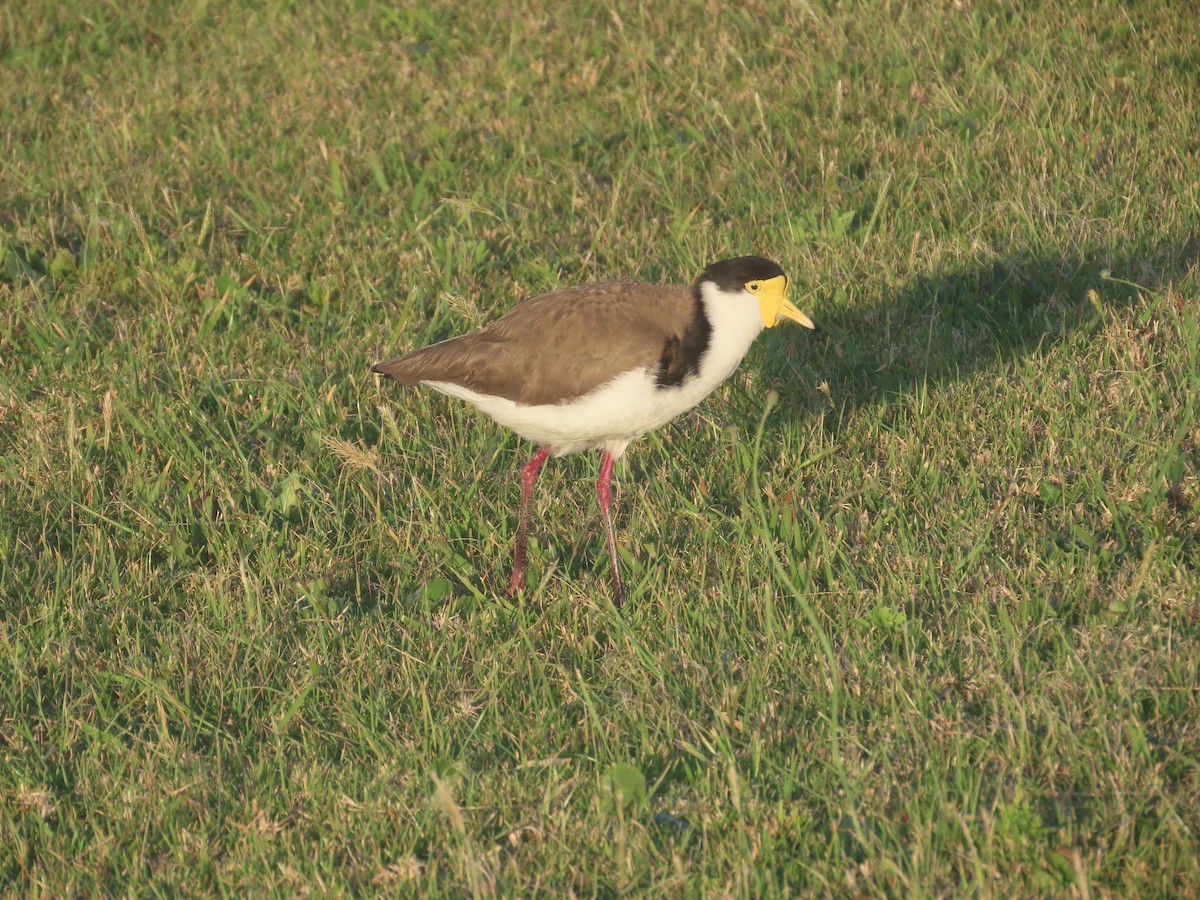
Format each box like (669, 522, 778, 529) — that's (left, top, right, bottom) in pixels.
(507, 568, 526, 598)
(611, 578, 625, 609)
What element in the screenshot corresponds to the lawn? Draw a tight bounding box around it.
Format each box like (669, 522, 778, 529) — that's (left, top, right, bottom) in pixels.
(2, 0, 1198, 894)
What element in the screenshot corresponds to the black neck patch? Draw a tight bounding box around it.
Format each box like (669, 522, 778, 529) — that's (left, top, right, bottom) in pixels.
(656, 285, 712, 388)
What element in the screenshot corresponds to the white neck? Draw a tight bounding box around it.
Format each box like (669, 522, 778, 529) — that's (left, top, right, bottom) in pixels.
(695, 280, 767, 386)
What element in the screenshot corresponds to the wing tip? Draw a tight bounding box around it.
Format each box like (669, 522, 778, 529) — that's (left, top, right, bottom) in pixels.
(371, 358, 406, 381)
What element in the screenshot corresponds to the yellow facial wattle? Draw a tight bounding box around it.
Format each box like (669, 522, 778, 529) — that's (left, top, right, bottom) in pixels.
(751, 275, 816, 329)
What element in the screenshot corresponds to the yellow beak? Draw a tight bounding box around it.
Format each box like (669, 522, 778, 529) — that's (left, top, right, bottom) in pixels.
(756, 275, 816, 329)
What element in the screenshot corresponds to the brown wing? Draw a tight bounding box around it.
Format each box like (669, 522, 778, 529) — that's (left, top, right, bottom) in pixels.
(372, 282, 698, 405)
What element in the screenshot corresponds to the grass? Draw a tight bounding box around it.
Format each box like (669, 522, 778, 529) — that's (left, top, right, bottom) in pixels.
(2, 0, 1198, 893)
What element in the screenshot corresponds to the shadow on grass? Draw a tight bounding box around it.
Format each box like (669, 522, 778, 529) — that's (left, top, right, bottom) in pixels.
(760, 228, 1199, 426)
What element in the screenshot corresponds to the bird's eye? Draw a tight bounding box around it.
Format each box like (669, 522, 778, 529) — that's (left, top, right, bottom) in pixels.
(747, 282, 761, 293)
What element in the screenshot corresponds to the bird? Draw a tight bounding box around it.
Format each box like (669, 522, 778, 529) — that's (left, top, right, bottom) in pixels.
(372, 256, 815, 606)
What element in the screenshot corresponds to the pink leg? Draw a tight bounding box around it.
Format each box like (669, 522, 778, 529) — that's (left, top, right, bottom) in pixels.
(596, 451, 626, 607)
(508, 447, 552, 596)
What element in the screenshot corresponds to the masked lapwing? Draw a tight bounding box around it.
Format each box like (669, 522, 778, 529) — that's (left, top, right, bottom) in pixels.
(373, 256, 815, 606)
